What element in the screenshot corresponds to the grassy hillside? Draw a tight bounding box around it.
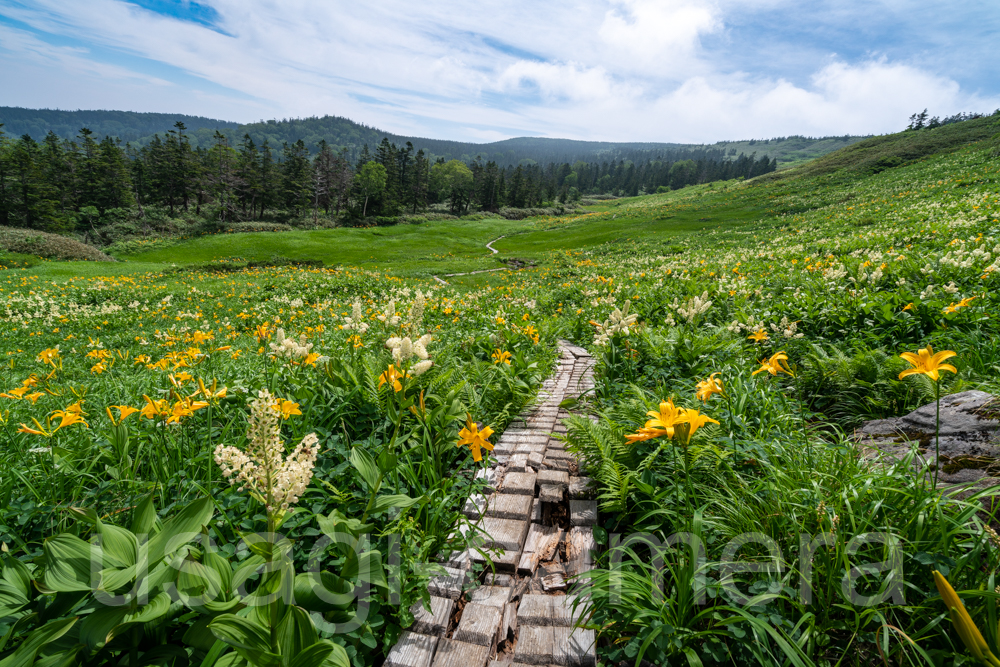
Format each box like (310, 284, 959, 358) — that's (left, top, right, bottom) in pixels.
(2, 116, 1000, 665)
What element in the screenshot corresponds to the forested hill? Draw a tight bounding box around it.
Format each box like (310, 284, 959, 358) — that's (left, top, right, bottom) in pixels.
(0, 108, 238, 144)
(0, 106, 865, 167)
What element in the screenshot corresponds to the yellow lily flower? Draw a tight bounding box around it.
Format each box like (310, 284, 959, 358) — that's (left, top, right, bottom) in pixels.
(36, 347, 61, 368)
(933, 570, 1000, 666)
(106, 405, 139, 425)
(457, 414, 495, 462)
(753, 351, 794, 377)
(273, 399, 302, 419)
(378, 364, 404, 392)
(695, 372, 724, 402)
(492, 349, 512, 365)
(748, 329, 769, 342)
(624, 426, 668, 444)
(18, 418, 52, 437)
(899, 346, 958, 382)
(644, 398, 689, 439)
(680, 408, 721, 443)
(141, 395, 170, 420)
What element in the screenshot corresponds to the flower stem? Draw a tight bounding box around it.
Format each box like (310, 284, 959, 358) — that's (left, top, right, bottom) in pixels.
(934, 381, 941, 488)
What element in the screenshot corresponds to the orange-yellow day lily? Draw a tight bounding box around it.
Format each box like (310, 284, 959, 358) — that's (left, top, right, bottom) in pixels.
(899, 346, 957, 382)
(36, 347, 61, 368)
(18, 418, 52, 437)
(141, 395, 170, 420)
(106, 405, 139, 426)
(378, 364, 404, 392)
(90, 362, 106, 375)
(753, 351, 794, 377)
(933, 570, 1000, 666)
(748, 329, 769, 342)
(457, 415, 494, 462)
(492, 349, 512, 365)
(695, 373, 724, 402)
(49, 408, 88, 431)
(273, 399, 302, 419)
(680, 408, 721, 443)
(625, 426, 668, 444)
(644, 398, 689, 439)
(902, 303, 914, 312)
(1, 386, 29, 400)
(301, 352, 321, 367)
(24, 392, 43, 404)
(196, 378, 227, 401)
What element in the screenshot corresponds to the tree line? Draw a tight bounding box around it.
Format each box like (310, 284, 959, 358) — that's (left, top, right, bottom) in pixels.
(0, 122, 776, 233)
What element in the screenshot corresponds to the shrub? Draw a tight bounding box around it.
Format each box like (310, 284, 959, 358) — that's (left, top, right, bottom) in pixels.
(0, 226, 112, 261)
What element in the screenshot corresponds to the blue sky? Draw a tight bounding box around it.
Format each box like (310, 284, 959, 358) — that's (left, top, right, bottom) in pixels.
(0, 0, 997, 143)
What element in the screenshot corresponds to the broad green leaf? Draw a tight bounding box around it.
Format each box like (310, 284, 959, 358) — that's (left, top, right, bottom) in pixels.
(293, 572, 353, 612)
(79, 605, 129, 649)
(0, 617, 78, 667)
(276, 606, 318, 667)
(204, 551, 234, 595)
(371, 494, 420, 514)
(66, 507, 98, 525)
(357, 551, 387, 590)
(29, 645, 84, 667)
(0, 581, 30, 617)
(146, 497, 215, 565)
(212, 651, 247, 667)
(287, 641, 333, 667)
(349, 447, 379, 490)
(208, 614, 279, 667)
(320, 642, 350, 667)
(130, 493, 158, 536)
(42, 534, 94, 593)
(95, 522, 139, 569)
(1, 555, 34, 599)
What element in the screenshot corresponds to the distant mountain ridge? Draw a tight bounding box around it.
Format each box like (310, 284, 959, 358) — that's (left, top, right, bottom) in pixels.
(0, 106, 867, 167)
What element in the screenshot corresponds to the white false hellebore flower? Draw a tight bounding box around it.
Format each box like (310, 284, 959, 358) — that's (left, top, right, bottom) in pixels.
(378, 300, 401, 326)
(269, 328, 314, 360)
(385, 334, 435, 376)
(214, 389, 318, 524)
(592, 301, 638, 346)
(342, 300, 369, 334)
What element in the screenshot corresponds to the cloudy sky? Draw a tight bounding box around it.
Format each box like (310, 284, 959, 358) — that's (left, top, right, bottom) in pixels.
(0, 0, 997, 144)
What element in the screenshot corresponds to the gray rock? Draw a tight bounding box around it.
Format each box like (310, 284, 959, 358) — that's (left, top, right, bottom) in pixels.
(856, 390, 1000, 488)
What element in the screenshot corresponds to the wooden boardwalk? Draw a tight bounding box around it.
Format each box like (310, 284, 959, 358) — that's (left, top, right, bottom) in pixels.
(385, 342, 598, 667)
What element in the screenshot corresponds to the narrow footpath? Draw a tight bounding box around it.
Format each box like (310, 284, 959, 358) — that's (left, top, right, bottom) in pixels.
(385, 341, 598, 667)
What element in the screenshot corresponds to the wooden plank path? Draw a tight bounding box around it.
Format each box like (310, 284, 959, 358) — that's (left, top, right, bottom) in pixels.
(385, 342, 598, 667)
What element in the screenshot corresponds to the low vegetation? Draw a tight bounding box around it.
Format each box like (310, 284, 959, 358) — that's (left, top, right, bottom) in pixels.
(0, 116, 999, 665)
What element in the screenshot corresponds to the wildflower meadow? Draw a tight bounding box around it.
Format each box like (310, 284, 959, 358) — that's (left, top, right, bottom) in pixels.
(1, 120, 1000, 665)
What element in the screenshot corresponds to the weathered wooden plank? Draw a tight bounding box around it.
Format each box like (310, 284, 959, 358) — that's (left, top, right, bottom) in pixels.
(506, 454, 528, 472)
(468, 584, 511, 609)
(500, 472, 537, 496)
(569, 500, 597, 527)
(485, 493, 533, 521)
(384, 631, 439, 667)
(538, 484, 563, 503)
(438, 639, 493, 667)
(517, 594, 581, 627)
(537, 469, 570, 488)
(478, 517, 530, 551)
(409, 596, 454, 636)
(475, 468, 499, 492)
(427, 566, 470, 600)
(453, 601, 503, 647)
(431, 638, 491, 667)
(517, 524, 561, 575)
(463, 493, 490, 519)
(553, 626, 597, 667)
(564, 527, 596, 576)
(542, 457, 571, 471)
(513, 626, 555, 665)
(541, 572, 567, 592)
(545, 449, 574, 460)
(526, 451, 544, 470)
(568, 477, 593, 499)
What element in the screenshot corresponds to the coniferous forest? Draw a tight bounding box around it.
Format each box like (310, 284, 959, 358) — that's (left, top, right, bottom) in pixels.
(0, 118, 777, 233)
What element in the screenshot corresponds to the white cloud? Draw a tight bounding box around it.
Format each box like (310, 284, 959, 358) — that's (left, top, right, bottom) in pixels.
(0, 0, 996, 142)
